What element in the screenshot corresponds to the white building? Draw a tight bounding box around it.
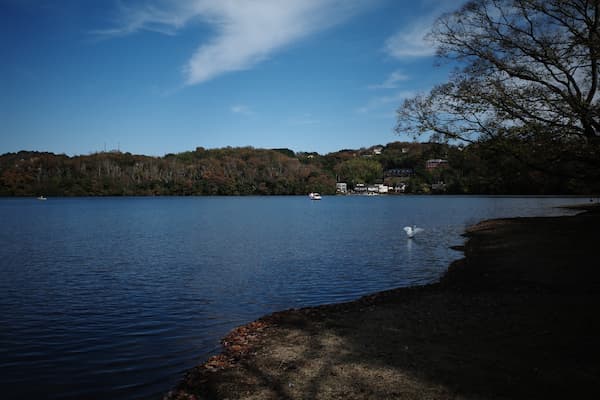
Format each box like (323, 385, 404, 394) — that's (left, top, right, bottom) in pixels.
(354, 183, 367, 193)
(377, 184, 389, 194)
(336, 182, 347, 194)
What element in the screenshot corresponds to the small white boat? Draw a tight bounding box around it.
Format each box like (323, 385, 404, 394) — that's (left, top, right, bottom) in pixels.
(37, 196, 47, 201)
(308, 192, 322, 200)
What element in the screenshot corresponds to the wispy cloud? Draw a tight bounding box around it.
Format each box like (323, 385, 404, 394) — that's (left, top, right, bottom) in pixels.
(384, 23, 436, 58)
(384, 1, 465, 59)
(368, 70, 409, 89)
(91, 1, 197, 37)
(356, 90, 415, 114)
(98, 0, 368, 85)
(231, 104, 255, 116)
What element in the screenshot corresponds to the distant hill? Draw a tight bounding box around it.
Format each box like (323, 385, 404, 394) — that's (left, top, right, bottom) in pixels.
(0, 142, 595, 196)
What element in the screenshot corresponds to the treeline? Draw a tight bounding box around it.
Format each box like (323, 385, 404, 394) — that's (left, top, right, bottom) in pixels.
(0, 141, 596, 196)
(0, 147, 335, 196)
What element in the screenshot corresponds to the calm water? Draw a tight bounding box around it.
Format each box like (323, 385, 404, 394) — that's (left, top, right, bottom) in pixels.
(0, 196, 591, 399)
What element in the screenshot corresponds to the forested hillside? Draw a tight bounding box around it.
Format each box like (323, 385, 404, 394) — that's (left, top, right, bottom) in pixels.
(0, 142, 595, 196)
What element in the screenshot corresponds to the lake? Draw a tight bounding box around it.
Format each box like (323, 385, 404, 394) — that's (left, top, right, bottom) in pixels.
(0, 196, 592, 399)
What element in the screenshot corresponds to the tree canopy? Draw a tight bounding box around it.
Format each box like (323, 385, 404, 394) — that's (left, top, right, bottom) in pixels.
(396, 0, 599, 178)
(335, 158, 383, 187)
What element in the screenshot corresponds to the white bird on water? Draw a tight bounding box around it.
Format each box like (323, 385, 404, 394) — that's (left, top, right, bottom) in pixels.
(403, 225, 424, 238)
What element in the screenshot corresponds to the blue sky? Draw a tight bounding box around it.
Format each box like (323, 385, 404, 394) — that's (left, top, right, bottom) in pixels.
(1, 0, 464, 156)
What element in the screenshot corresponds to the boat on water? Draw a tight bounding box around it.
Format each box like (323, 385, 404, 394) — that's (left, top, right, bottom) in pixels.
(308, 192, 322, 200)
(37, 196, 47, 201)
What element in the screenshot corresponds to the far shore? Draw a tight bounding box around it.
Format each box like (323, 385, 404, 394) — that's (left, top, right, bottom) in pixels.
(165, 204, 600, 400)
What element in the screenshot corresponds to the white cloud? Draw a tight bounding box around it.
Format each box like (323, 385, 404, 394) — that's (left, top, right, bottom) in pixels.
(384, 23, 436, 58)
(368, 70, 409, 89)
(99, 0, 368, 85)
(92, 1, 198, 37)
(231, 104, 254, 115)
(384, 1, 466, 59)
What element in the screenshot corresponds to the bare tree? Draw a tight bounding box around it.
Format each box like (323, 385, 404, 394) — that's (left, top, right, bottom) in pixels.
(396, 0, 599, 151)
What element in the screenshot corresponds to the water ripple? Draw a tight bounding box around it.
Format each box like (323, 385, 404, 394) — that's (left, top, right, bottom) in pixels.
(0, 196, 588, 399)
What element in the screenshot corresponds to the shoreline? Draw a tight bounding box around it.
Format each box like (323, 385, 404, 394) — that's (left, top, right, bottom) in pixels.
(165, 205, 600, 399)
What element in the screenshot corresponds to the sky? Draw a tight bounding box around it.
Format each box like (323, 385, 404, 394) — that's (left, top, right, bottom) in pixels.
(1, 0, 465, 156)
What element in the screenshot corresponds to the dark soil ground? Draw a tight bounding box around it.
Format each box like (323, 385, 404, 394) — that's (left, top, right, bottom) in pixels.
(165, 205, 600, 400)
